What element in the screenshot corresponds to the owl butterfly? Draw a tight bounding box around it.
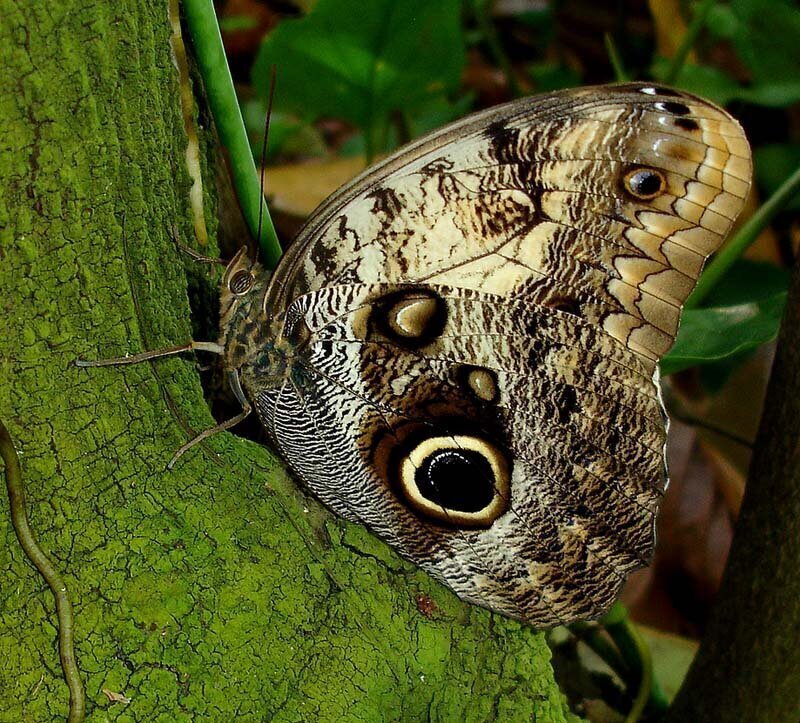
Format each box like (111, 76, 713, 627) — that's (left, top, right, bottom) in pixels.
(86, 83, 751, 626)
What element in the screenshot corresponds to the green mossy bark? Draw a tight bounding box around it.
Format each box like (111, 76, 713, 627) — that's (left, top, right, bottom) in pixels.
(0, 3, 577, 721)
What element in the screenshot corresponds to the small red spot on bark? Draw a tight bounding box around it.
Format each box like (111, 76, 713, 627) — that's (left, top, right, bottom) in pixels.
(416, 593, 438, 619)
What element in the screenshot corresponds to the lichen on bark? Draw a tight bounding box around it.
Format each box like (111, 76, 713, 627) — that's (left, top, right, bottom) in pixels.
(0, 2, 576, 721)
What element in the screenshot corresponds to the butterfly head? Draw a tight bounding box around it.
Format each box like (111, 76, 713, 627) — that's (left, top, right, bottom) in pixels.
(219, 246, 265, 317)
(218, 246, 310, 394)
(218, 247, 274, 367)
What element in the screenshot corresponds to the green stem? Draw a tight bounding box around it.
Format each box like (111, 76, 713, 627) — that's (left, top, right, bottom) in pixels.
(182, 0, 281, 267)
(569, 620, 628, 675)
(664, 0, 717, 85)
(687, 164, 800, 308)
(604, 33, 629, 83)
(601, 602, 669, 721)
(1, 421, 85, 723)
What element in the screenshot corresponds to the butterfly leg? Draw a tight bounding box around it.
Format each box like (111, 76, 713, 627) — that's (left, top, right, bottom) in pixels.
(166, 369, 251, 469)
(175, 241, 228, 267)
(75, 340, 224, 367)
(77, 344, 252, 467)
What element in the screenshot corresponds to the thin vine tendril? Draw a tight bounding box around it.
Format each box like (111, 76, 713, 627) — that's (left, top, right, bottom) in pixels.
(0, 420, 85, 722)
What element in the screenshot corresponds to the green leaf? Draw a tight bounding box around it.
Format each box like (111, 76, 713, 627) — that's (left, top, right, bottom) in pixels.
(651, 60, 741, 105)
(676, 0, 800, 107)
(241, 101, 326, 160)
(661, 259, 790, 382)
(706, 4, 739, 39)
(219, 15, 258, 32)
(661, 293, 787, 375)
(639, 627, 698, 702)
(405, 92, 475, 139)
(652, 60, 800, 108)
(704, 259, 791, 306)
(527, 61, 582, 92)
(737, 82, 800, 108)
(253, 0, 465, 157)
(755, 144, 800, 212)
(729, 0, 800, 86)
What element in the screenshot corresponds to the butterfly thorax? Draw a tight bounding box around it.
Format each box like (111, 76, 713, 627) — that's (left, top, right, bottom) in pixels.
(218, 248, 307, 397)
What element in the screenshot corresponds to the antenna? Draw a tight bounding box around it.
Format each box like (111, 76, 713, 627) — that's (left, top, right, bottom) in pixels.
(255, 64, 277, 257)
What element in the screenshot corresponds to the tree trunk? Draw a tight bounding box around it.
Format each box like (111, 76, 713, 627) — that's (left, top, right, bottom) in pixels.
(0, 3, 574, 721)
(665, 263, 800, 719)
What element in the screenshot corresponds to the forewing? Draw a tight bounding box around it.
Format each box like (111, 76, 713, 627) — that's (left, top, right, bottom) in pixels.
(269, 83, 751, 368)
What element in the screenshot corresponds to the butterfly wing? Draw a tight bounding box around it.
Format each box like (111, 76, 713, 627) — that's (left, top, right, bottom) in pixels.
(267, 83, 750, 367)
(252, 83, 751, 625)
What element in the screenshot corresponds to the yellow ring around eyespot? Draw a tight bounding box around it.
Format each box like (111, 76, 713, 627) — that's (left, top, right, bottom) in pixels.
(398, 435, 510, 527)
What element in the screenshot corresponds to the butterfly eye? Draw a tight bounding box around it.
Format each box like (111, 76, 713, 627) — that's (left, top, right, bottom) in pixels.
(397, 434, 510, 527)
(623, 168, 666, 200)
(229, 269, 254, 296)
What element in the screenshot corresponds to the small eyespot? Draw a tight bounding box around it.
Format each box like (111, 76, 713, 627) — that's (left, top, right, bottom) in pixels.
(674, 117, 700, 132)
(229, 269, 254, 295)
(623, 168, 666, 200)
(371, 288, 447, 348)
(654, 101, 691, 115)
(639, 86, 681, 97)
(457, 365, 499, 403)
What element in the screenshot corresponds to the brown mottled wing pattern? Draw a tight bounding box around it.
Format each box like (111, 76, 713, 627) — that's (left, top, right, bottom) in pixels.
(247, 84, 751, 625)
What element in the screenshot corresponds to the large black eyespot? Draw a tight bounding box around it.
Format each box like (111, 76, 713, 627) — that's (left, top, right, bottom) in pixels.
(397, 434, 510, 527)
(623, 167, 666, 200)
(416, 449, 495, 512)
(229, 269, 254, 295)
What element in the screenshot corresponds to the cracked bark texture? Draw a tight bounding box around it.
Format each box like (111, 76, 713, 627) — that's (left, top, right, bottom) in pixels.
(0, 3, 577, 721)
